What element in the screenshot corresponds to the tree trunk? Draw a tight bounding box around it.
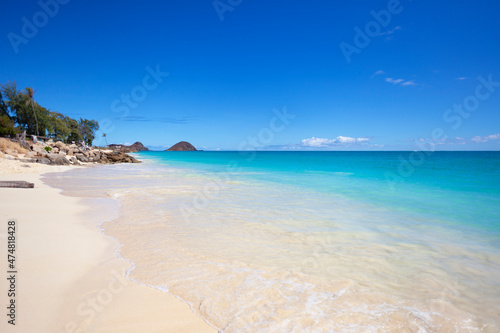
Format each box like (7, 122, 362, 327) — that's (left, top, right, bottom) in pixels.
(14, 130, 31, 150)
(31, 102, 39, 136)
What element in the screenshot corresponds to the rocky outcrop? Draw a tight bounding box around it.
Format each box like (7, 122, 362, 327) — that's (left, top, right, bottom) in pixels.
(0, 137, 141, 166)
(107, 141, 149, 153)
(166, 141, 197, 151)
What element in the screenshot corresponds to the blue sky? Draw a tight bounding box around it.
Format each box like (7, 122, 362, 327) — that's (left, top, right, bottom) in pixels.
(1, 0, 499, 150)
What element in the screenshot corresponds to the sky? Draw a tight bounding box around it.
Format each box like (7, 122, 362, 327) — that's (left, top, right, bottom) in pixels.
(1, 0, 499, 150)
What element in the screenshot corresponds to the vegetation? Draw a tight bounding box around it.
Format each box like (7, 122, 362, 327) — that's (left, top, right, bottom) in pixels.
(0, 81, 99, 145)
(0, 114, 16, 137)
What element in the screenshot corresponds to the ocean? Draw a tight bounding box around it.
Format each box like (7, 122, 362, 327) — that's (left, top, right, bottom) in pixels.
(44, 151, 500, 332)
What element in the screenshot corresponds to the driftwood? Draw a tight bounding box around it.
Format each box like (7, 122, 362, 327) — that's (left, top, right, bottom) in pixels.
(0, 181, 35, 188)
(14, 130, 31, 151)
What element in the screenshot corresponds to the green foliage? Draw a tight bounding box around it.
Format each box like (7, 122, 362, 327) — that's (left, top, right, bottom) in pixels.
(0, 114, 17, 136)
(0, 91, 9, 117)
(48, 112, 71, 142)
(44, 146, 52, 152)
(79, 118, 99, 146)
(67, 117, 83, 142)
(0, 81, 99, 145)
(24, 87, 39, 136)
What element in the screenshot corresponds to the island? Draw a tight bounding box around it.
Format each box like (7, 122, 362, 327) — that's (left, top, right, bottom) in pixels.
(166, 141, 197, 151)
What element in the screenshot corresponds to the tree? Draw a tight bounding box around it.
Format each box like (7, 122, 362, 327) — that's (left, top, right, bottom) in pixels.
(0, 91, 9, 117)
(48, 111, 71, 141)
(24, 87, 39, 136)
(0, 114, 16, 137)
(66, 117, 82, 143)
(1, 81, 99, 143)
(78, 118, 99, 146)
(1, 82, 23, 119)
(102, 133, 108, 146)
(1, 82, 37, 135)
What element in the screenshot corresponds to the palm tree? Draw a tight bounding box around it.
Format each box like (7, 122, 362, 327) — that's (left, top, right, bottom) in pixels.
(103, 133, 108, 146)
(25, 87, 39, 136)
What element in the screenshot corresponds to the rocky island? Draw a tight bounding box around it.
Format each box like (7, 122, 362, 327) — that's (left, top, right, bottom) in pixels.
(107, 141, 149, 153)
(166, 141, 197, 151)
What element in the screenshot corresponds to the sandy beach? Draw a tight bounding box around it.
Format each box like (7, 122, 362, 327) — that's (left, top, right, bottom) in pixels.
(0, 158, 215, 333)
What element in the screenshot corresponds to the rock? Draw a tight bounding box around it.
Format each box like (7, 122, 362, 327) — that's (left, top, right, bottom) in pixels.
(19, 158, 36, 163)
(54, 155, 70, 165)
(37, 157, 51, 164)
(75, 153, 89, 163)
(99, 155, 109, 164)
(166, 141, 197, 151)
(1, 137, 141, 166)
(105, 152, 140, 164)
(46, 153, 70, 165)
(55, 141, 66, 149)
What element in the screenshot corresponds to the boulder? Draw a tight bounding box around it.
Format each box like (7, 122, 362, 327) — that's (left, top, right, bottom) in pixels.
(55, 141, 66, 149)
(36, 157, 51, 164)
(105, 152, 140, 164)
(47, 153, 70, 165)
(75, 153, 89, 163)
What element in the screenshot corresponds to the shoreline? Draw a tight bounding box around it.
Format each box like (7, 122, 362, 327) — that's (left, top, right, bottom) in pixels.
(0, 158, 216, 332)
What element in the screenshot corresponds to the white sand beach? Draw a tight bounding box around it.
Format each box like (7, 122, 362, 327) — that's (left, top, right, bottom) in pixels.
(0, 158, 215, 332)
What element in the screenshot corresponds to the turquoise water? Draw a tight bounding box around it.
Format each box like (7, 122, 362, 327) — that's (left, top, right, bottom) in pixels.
(45, 151, 500, 332)
(141, 151, 500, 233)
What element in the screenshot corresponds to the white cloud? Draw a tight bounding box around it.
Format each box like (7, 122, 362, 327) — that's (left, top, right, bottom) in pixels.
(385, 77, 417, 86)
(456, 77, 467, 81)
(386, 78, 404, 85)
(337, 136, 357, 144)
(371, 70, 385, 78)
(471, 136, 487, 143)
(471, 133, 500, 143)
(378, 26, 402, 36)
(301, 136, 370, 147)
(402, 80, 417, 86)
(301, 137, 336, 147)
